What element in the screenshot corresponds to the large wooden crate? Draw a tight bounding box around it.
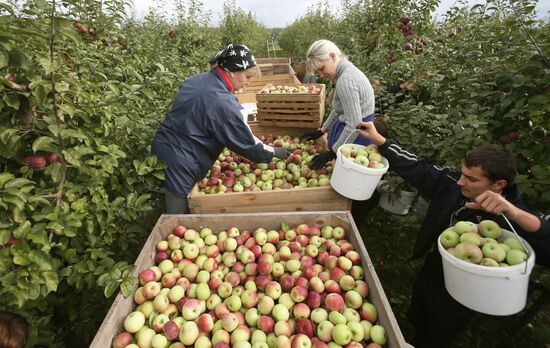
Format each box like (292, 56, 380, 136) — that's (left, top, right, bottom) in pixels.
(90, 211, 413, 348)
(187, 124, 349, 214)
(256, 83, 326, 128)
(236, 74, 300, 104)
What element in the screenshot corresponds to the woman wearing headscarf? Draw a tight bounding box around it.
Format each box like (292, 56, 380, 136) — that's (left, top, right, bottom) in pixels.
(152, 44, 290, 214)
(301, 39, 376, 170)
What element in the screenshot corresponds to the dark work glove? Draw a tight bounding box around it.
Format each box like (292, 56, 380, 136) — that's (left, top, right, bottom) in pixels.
(273, 147, 291, 160)
(310, 150, 336, 170)
(301, 129, 324, 141)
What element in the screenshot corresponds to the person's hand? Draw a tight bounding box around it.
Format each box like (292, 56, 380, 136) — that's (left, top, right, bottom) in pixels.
(356, 121, 386, 146)
(310, 150, 336, 170)
(273, 147, 291, 160)
(301, 129, 324, 141)
(465, 191, 518, 218)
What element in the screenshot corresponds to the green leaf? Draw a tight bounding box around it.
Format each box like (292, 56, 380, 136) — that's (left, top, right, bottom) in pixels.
(0, 172, 15, 188)
(43, 271, 58, 293)
(104, 280, 119, 298)
(45, 162, 65, 182)
(13, 221, 31, 239)
(121, 276, 138, 297)
(0, 47, 8, 69)
(281, 223, 290, 232)
(2, 94, 19, 109)
(32, 136, 57, 153)
(5, 178, 34, 189)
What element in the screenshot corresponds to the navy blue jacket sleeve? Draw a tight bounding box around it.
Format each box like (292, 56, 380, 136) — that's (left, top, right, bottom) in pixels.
(209, 104, 274, 163)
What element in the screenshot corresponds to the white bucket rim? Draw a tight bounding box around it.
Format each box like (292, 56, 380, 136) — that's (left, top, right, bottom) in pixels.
(336, 143, 389, 174)
(437, 228, 536, 276)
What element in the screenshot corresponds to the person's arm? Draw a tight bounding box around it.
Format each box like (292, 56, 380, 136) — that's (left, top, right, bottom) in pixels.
(211, 108, 274, 163)
(357, 121, 454, 199)
(465, 191, 542, 232)
(330, 78, 364, 151)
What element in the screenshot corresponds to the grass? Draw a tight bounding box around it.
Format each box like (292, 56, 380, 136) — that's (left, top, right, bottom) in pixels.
(358, 199, 550, 347)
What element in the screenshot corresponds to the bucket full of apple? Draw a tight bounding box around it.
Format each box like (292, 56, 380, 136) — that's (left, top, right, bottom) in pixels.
(437, 219, 535, 316)
(330, 143, 389, 200)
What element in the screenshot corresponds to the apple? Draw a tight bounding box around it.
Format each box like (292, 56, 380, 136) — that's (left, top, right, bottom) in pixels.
(325, 293, 345, 312)
(274, 320, 292, 337)
(245, 308, 260, 326)
(124, 311, 145, 333)
(506, 249, 527, 265)
(181, 298, 202, 320)
(257, 315, 275, 333)
(221, 312, 239, 332)
(439, 229, 460, 248)
(331, 323, 352, 345)
(503, 237, 524, 251)
(478, 220, 502, 239)
(112, 331, 133, 348)
(296, 318, 315, 337)
(481, 242, 506, 262)
(136, 327, 156, 348)
(272, 303, 290, 321)
(291, 334, 312, 348)
(480, 257, 499, 267)
(459, 232, 482, 246)
(347, 321, 364, 342)
(453, 242, 483, 263)
(344, 290, 362, 309)
(359, 302, 378, 323)
(454, 221, 478, 235)
(370, 325, 387, 345)
(179, 321, 200, 345)
(231, 325, 251, 345)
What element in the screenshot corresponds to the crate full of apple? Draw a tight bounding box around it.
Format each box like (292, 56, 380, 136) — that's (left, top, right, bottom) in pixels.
(197, 135, 331, 195)
(111, 222, 389, 348)
(340, 144, 387, 169)
(256, 83, 326, 129)
(439, 220, 529, 267)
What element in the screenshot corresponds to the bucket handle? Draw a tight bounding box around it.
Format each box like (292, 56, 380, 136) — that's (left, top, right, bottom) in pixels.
(500, 214, 530, 275)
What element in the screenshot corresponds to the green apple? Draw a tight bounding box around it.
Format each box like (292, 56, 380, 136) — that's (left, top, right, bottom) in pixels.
(453, 242, 483, 263)
(481, 242, 506, 262)
(317, 320, 334, 342)
(370, 324, 387, 345)
(478, 220, 502, 239)
(347, 321, 364, 342)
(506, 249, 527, 265)
(328, 310, 346, 325)
(503, 237, 524, 251)
(459, 232, 482, 246)
(124, 311, 145, 333)
(440, 229, 460, 248)
(332, 324, 352, 345)
(454, 221, 478, 235)
(360, 320, 373, 340)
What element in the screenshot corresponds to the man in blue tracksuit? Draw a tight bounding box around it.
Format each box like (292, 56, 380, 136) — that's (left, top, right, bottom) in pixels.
(357, 121, 550, 347)
(152, 44, 290, 213)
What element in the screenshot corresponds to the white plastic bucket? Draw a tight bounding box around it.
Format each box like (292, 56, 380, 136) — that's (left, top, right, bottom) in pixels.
(330, 144, 389, 200)
(438, 228, 535, 316)
(378, 189, 417, 215)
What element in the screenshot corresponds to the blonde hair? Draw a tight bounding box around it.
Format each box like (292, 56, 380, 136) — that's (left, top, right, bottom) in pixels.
(306, 39, 345, 72)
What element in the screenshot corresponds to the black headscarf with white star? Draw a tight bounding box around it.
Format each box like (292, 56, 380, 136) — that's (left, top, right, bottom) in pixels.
(208, 44, 257, 72)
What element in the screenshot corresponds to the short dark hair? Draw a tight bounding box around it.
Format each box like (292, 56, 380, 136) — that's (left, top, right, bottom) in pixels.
(464, 144, 518, 184)
(0, 311, 28, 348)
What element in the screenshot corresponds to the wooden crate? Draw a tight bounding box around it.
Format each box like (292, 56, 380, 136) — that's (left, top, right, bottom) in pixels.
(256, 57, 292, 65)
(187, 124, 348, 214)
(90, 211, 412, 348)
(256, 83, 326, 128)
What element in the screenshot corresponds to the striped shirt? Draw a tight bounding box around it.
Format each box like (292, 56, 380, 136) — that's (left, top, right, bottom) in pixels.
(322, 59, 375, 151)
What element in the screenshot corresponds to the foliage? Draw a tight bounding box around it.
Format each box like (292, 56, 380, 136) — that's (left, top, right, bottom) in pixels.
(0, 0, 219, 346)
(220, 0, 271, 57)
(278, 2, 340, 64)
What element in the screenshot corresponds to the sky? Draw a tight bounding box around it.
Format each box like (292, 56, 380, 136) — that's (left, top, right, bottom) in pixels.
(130, 0, 549, 28)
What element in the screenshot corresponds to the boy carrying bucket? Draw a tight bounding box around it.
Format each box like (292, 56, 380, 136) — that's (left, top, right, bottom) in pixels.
(356, 120, 550, 348)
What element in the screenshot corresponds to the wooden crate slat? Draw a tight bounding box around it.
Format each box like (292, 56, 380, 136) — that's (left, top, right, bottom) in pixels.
(256, 101, 322, 109)
(255, 120, 321, 128)
(90, 211, 412, 348)
(257, 113, 320, 121)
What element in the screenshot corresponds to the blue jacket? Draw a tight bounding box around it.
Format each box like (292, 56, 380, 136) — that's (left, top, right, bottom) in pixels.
(152, 68, 273, 198)
(379, 139, 550, 266)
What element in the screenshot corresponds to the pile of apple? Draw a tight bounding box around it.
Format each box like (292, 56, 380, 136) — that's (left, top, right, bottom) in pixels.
(198, 135, 333, 194)
(340, 144, 386, 169)
(439, 220, 529, 267)
(113, 223, 388, 348)
(259, 84, 322, 94)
